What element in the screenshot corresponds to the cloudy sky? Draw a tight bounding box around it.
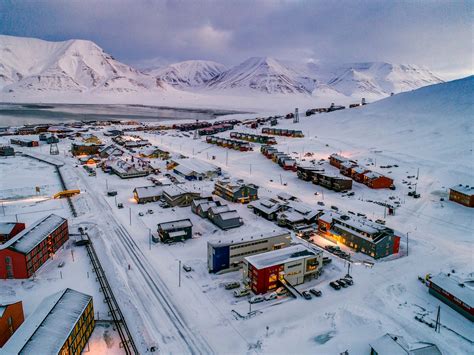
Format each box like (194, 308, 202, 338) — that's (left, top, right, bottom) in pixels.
(1, 0, 472, 79)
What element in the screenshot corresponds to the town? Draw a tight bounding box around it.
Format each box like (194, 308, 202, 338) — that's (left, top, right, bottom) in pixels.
(0, 104, 472, 354)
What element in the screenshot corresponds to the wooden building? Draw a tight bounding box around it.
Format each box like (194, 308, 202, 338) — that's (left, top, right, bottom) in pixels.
(10, 138, 39, 148)
(207, 205, 243, 230)
(249, 198, 286, 221)
(328, 153, 349, 169)
(428, 273, 473, 321)
(318, 212, 399, 259)
(133, 186, 164, 204)
(0, 301, 24, 347)
(1, 288, 94, 355)
(449, 184, 474, 207)
(0, 222, 26, 243)
(0, 145, 15, 156)
(315, 173, 353, 192)
(0, 214, 68, 279)
(71, 143, 103, 156)
(362, 171, 394, 189)
(157, 219, 193, 243)
(162, 185, 201, 207)
(213, 179, 259, 203)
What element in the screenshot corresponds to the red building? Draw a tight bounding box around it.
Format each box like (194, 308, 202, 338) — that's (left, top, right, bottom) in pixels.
(449, 185, 474, 207)
(328, 153, 350, 169)
(351, 166, 371, 183)
(0, 301, 24, 346)
(362, 171, 394, 189)
(0, 222, 26, 243)
(0, 214, 68, 279)
(244, 245, 323, 294)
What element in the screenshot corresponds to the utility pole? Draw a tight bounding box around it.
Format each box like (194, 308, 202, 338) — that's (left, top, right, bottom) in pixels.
(114, 195, 117, 207)
(435, 305, 441, 333)
(249, 164, 252, 176)
(226, 151, 228, 166)
(407, 232, 409, 256)
(129, 207, 132, 226)
(106, 179, 108, 191)
(279, 174, 283, 185)
(149, 228, 151, 251)
(178, 260, 182, 287)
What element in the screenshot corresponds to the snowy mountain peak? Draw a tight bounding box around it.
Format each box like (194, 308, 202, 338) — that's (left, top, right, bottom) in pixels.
(148, 60, 227, 88)
(207, 56, 309, 94)
(0, 35, 166, 93)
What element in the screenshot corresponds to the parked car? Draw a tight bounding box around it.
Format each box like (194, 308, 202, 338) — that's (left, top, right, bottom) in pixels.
(276, 287, 288, 296)
(117, 203, 124, 209)
(224, 281, 240, 290)
(336, 279, 348, 288)
(182, 264, 192, 272)
(342, 277, 353, 285)
(302, 291, 312, 300)
(249, 295, 265, 304)
(264, 292, 278, 301)
(309, 289, 322, 297)
(147, 209, 154, 214)
(317, 201, 325, 206)
(329, 281, 341, 290)
(138, 212, 144, 216)
(233, 289, 250, 298)
(322, 257, 332, 265)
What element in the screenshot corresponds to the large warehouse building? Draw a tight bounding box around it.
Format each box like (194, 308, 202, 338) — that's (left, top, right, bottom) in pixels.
(243, 244, 323, 294)
(0, 214, 68, 279)
(1, 288, 94, 355)
(207, 231, 292, 273)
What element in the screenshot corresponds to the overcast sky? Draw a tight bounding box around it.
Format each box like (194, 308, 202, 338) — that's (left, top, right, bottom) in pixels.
(1, 0, 472, 79)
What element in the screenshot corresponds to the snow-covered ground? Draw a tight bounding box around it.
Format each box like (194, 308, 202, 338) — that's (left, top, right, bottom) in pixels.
(0, 77, 472, 354)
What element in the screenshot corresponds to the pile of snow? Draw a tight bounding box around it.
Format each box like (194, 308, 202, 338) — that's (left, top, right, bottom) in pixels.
(147, 60, 227, 89)
(0, 35, 167, 93)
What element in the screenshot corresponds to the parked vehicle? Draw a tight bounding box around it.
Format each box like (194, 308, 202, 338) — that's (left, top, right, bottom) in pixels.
(302, 291, 312, 300)
(329, 281, 341, 290)
(322, 257, 332, 265)
(182, 264, 192, 272)
(224, 281, 240, 290)
(276, 287, 287, 296)
(309, 289, 322, 297)
(233, 289, 250, 298)
(264, 292, 278, 301)
(336, 279, 348, 288)
(138, 212, 144, 216)
(107, 191, 117, 196)
(117, 203, 124, 209)
(342, 278, 353, 286)
(249, 295, 265, 304)
(147, 209, 154, 214)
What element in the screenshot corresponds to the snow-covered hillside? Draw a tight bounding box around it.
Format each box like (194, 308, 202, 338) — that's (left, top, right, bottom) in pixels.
(206, 57, 309, 94)
(0, 35, 166, 93)
(325, 62, 444, 98)
(147, 60, 226, 89)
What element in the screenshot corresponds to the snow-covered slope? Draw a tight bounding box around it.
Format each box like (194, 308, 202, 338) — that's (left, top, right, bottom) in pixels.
(298, 76, 473, 164)
(0, 35, 166, 93)
(325, 62, 444, 98)
(207, 57, 309, 94)
(147, 60, 226, 89)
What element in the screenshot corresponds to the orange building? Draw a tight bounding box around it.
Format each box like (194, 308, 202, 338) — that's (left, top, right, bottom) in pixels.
(0, 301, 24, 346)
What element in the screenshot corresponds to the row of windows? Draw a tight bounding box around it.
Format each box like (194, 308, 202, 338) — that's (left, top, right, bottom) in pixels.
(230, 239, 268, 250)
(232, 247, 268, 259)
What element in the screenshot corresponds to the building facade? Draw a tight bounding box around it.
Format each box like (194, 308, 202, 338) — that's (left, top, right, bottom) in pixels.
(213, 179, 259, 203)
(207, 231, 292, 273)
(449, 185, 474, 207)
(244, 245, 323, 294)
(318, 212, 400, 259)
(1, 288, 94, 355)
(157, 219, 193, 243)
(0, 222, 26, 243)
(0, 301, 24, 347)
(0, 214, 68, 279)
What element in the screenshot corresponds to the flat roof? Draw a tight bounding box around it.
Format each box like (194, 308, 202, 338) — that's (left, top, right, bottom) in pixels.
(450, 184, 474, 196)
(1, 214, 66, 254)
(0, 222, 20, 236)
(245, 244, 317, 269)
(1, 288, 92, 355)
(172, 158, 219, 175)
(430, 273, 474, 307)
(209, 230, 290, 248)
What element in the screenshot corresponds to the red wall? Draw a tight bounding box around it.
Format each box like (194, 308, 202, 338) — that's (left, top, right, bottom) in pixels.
(0, 223, 25, 243)
(393, 236, 401, 254)
(0, 301, 24, 347)
(0, 249, 28, 279)
(367, 176, 393, 189)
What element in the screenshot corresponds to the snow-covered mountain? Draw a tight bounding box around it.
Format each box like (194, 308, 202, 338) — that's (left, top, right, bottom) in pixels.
(0, 35, 166, 93)
(325, 62, 444, 98)
(147, 60, 226, 89)
(206, 57, 309, 94)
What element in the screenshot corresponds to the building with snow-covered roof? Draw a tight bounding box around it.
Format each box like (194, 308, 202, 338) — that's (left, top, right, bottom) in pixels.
(213, 178, 258, 203)
(0, 222, 25, 243)
(318, 212, 399, 259)
(1, 288, 94, 355)
(157, 219, 193, 243)
(428, 272, 474, 321)
(369, 333, 442, 355)
(449, 184, 474, 207)
(171, 158, 221, 180)
(0, 214, 68, 279)
(362, 171, 394, 189)
(207, 231, 292, 273)
(162, 185, 201, 207)
(0, 300, 24, 347)
(243, 244, 323, 294)
(249, 198, 286, 221)
(0, 145, 15, 156)
(133, 186, 164, 204)
(109, 157, 150, 179)
(208, 209, 243, 230)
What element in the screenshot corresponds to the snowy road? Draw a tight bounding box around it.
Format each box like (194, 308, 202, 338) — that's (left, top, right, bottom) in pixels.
(70, 160, 214, 354)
